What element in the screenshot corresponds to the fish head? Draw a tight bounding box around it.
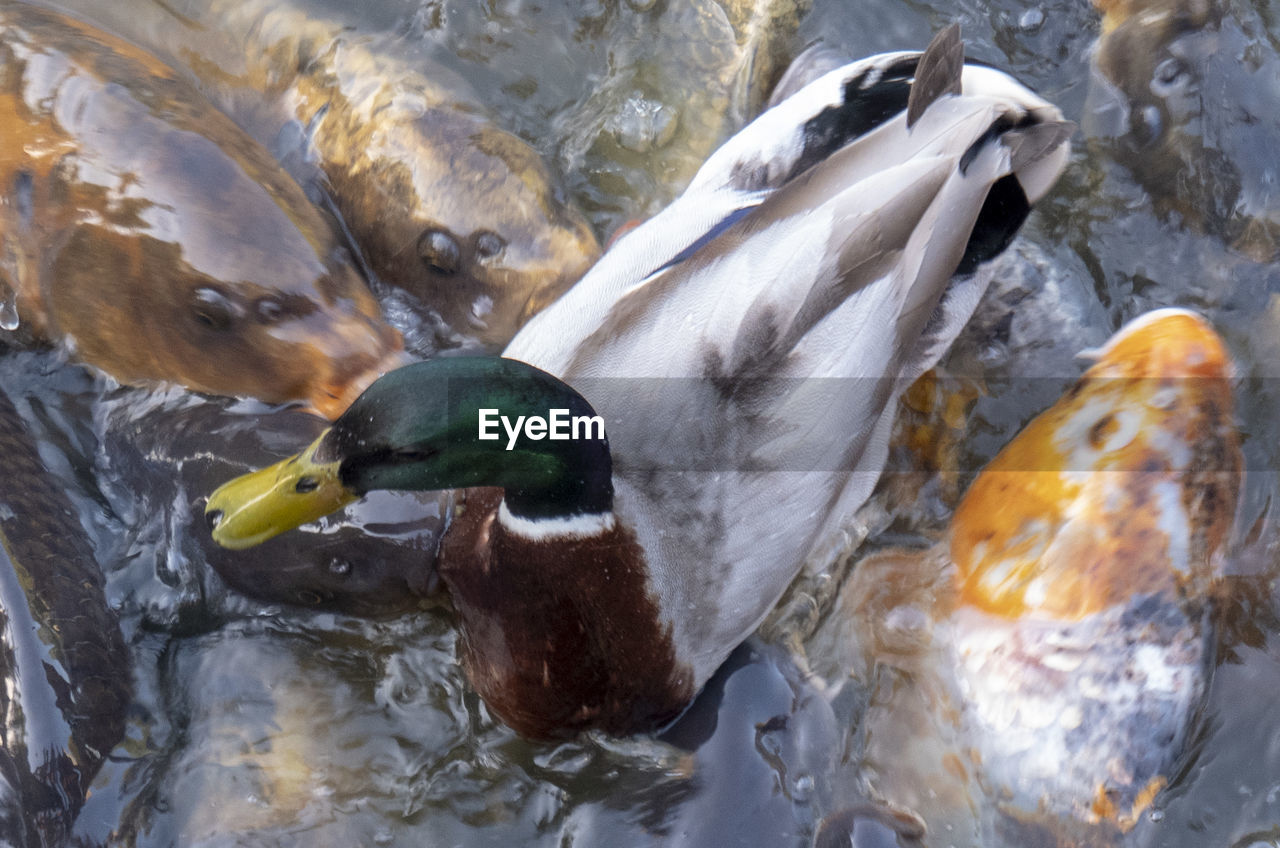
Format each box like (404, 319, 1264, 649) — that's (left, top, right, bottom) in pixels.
(951, 308, 1240, 620)
(948, 308, 1240, 831)
(326, 109, 601, 351)
(1087, 0, 1280, 255)
(42, 123, 406, 420)
(1092, 0, 1220, 138)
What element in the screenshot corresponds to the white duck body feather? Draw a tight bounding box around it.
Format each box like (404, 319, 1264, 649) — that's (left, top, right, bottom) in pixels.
(504, 33, 1070, 685)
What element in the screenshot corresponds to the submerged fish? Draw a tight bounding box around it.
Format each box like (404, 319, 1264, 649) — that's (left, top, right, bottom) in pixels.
(827, 309, 1241, 843)
(950, 308, 1240, 834)
(0, 1, 404, 418)
(1087, 0, 1280, 259)
(558, 0, 811, 229)
(0, 380, 131, 846)
(96, 393, 448, 619)
(150, 0, 602, 353)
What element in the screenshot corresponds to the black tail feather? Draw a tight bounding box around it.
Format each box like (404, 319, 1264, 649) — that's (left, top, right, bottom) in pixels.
(907, 24, 964, 128)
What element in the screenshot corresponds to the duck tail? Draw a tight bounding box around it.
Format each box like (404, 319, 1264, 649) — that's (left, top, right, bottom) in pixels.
(950, 117, 1074, 276)
(905, 24, 964, 128)
(699, 24, 970, 198)
(698, 25, 1073, 207)
(689, 39, 944, 195)
(896, 86, 1072, 394)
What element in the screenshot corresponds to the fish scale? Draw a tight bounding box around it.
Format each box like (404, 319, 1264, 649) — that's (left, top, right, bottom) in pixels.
(0, 381, 129, 846)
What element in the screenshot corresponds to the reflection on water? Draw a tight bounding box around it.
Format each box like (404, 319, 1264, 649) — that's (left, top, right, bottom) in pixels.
(0, 0, 1278, 845)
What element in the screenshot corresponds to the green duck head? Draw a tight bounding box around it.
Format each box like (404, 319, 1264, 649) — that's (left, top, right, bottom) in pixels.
(206, 357, 613, 549)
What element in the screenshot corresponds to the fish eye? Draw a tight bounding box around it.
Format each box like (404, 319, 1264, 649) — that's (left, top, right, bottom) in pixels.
(474, 230, 507, 261)
(418, 229, 461, 274)
(1150, 57, 1191, 96)
(255, 297, 285, 324)
(1088, 413, 1118, 449)
(191, 287, 242, 331)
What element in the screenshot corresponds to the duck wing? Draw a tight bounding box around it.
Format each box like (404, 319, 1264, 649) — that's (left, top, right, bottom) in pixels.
(505, 31, 1071, 680)
(509, 26, 1070, 377)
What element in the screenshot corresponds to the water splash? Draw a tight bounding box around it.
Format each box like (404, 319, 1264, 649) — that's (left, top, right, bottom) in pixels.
(0, 278, 19, 332)
(0, 231, 23, 333)
(608, 94, 679, 153)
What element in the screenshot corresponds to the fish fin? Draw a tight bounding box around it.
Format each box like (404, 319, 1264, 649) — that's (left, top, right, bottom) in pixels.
(767, 41, 850, 109)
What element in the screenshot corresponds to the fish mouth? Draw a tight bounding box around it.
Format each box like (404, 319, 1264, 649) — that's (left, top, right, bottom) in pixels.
(206, 433, 358, 550)
(307, 348, 416, 420)
(1079, 308, 1232, 380)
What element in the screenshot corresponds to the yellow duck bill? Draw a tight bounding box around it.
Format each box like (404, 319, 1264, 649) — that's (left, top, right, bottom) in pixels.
(206, 434, 356, 550)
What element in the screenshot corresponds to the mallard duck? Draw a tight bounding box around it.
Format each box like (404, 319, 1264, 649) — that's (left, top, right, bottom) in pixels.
(206, 26, 1072, 739)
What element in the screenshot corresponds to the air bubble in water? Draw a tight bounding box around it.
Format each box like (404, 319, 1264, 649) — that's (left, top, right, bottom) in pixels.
(609, 95, 679, 153)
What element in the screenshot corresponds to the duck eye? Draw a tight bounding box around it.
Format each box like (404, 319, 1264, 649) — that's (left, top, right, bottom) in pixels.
(418, 229, 461, 274)
(191, 287, 241, 331)
(474, 230, 506, 261)
(255, 297, 285, 324)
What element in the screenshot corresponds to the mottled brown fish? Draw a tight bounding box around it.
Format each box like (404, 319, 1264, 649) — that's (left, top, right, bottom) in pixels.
(167, 0, 601, 352)
(96, 393, 448, 617)
(0, 1, 404, 418)
(950, 308, 1240, 832)
(560, 0, 811, 230)
(1088, 0, 1280, 258)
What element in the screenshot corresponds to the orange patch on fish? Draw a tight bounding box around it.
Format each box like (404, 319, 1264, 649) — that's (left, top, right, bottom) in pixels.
(1089, 0, 1166, 35)
(951, 309, 1240, 620)
(897, 369, 982, 504)
(1091, 775, 1166, 830)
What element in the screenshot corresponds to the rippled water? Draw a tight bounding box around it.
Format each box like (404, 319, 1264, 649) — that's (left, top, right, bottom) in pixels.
(4, 0, 1280, 845)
